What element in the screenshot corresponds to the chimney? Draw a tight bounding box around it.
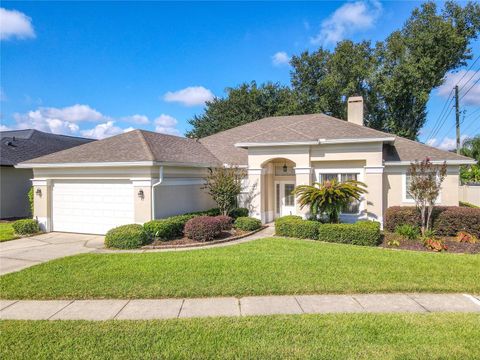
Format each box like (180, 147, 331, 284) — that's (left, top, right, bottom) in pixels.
(347, 96, 364, 126)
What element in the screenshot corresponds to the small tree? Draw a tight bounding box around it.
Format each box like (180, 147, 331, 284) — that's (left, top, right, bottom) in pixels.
(407, 158, 447, 235)
(293, 179, 367, 223)
(203, 167, 246, 216)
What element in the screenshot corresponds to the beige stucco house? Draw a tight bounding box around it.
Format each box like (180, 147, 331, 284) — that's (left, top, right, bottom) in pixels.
(17, 97, 475, 234)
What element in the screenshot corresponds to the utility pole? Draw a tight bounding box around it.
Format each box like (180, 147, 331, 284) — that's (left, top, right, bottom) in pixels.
(455, 85, 460, 154)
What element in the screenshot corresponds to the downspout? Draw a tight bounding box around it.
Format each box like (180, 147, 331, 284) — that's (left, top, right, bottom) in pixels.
(151, 165, 164, 220)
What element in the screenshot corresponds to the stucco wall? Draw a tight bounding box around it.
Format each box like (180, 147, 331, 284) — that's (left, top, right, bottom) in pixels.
(154, 183, 216, 219)
(0, 166, 33, 219)
(459, 185, 480, 206)
(384, 165, 460, 208)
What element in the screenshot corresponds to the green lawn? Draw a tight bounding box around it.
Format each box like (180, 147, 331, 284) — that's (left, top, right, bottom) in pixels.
(0, 222, 18, 242)
(1, 238, 479, 299)
(1, 314, 479, 359)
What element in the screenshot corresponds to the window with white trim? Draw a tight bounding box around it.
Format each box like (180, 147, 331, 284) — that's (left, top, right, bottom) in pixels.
(318, 172, 361, 214)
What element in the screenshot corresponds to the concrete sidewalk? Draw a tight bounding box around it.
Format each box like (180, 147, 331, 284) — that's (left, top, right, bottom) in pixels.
(1, 293, 479, 320)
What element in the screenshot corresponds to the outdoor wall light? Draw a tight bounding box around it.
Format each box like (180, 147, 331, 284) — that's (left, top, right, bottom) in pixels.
(137, 189, 144, 199)
(35, 188, 42, 197)
(282, 162, 288, 173)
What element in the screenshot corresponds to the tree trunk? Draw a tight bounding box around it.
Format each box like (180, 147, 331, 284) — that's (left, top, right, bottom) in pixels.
(420, 205, 426, 236)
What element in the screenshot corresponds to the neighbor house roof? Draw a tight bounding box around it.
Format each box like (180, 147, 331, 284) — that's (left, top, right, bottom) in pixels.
(200, 113, 473, 165)
(0, 129, 94, 166)
(21, 129, 220, 166)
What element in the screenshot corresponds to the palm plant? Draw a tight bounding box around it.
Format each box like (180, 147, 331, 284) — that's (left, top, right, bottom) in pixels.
(293, 179, 367, 223)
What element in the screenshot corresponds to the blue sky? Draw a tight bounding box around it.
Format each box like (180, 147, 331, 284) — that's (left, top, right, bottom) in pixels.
(1, 1, 479, 149)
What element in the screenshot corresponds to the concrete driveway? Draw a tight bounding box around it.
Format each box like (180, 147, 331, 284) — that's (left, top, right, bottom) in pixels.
(0, 233, 104, 275)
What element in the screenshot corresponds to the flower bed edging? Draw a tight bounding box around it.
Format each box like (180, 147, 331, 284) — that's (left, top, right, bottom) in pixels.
(141, 226, 267, 249)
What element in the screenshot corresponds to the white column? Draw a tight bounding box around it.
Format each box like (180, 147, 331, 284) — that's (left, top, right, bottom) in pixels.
(294, 167, 312, 219)
(247, 168, 263, 222)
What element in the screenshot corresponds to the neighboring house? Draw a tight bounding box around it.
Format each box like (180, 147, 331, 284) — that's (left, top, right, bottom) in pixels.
(0, 129, 93, 219)
(17, 97, 475, 234)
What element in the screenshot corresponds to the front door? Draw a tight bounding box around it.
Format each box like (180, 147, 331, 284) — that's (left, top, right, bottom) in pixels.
(275, 182, 296, 217)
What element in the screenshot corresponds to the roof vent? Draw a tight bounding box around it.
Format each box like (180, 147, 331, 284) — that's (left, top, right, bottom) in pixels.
(347, 96, 364, 126)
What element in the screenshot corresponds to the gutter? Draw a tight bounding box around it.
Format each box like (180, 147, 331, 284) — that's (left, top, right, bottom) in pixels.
(384, 160, 476, 166)
(151, 166, 164, 221)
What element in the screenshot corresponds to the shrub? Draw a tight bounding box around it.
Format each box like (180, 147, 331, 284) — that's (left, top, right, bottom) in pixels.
(185, 208, 221, 217)
(184, 216, 222, 242)
(215, 215, 233, 230)
(234, 217, 262, 231)
(456, 231, 477, 243)
(228, 208, 249, 219)
(275, 216, 319, 239)
(384, 206, 449, 233)
(143, 215, 195, 241)
(105, 224, 148, 249)
(460, 201, 479, 208)
(12, 219, 40, 235)
(318, 221, 381, 246)
(434, 207, 480, 237)
(395, 224, 420, 240)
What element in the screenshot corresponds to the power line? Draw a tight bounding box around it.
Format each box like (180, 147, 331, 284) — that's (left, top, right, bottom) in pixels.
(455, 55, 480, 87)
(462, 113, 480, 134)
(426, 90, 454, 141)
(459, 72, 480, 101)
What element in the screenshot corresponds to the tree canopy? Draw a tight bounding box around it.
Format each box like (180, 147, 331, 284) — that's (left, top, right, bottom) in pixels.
(187, 1, 480, 140)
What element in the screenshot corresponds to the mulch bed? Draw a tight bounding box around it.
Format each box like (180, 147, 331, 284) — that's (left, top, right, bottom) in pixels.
(142, 227, 266, 249)
(381, 233, 480, 254)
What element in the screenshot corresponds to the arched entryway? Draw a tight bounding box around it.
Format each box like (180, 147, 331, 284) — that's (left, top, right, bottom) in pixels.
(261, 158, 297, 222)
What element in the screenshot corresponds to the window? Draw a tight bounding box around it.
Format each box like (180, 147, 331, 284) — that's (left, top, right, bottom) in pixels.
(284, 184, 295, 206)
(276, 183, 280, 214)
(318, 172, 360, 214)
(405, 174, 414, 200)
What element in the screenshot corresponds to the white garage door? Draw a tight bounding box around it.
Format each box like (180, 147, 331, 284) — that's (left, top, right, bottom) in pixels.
(52, 180, 134, 234)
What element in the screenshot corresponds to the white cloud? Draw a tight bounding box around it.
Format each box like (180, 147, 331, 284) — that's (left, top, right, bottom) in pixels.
(154, 114, 181, 136)
(0, 124, 11, 131)
(11, 104, 105, 135)
(121, 114, 149, 124)
(272, 51, 290, 66)
(81, 121, 134, 139)
(0, 8, 35, 40)
(0, 88, 6, 101)
(427, 135, 468, 151)
(311, 0, 382, 46)
(437, 70, 480, 106)
(163, 86, 214, 106)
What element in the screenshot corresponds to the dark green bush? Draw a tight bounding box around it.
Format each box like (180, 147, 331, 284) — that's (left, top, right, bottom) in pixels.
(234, 217, 262, 231)
(105, 224, 149, 249)
(228, 208, 249, 219)
(318, 221, 381, 246)
(143, 215, 194, 240)
(12, 219, 40, 235)
(385, 206, 480, 237)
(275, 216, 319, 239)
(28, 187, 34, 216)
(434, 207, 480, 237)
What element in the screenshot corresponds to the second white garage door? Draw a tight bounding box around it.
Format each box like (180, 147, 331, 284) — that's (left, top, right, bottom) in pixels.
(52, 180, 134, 235)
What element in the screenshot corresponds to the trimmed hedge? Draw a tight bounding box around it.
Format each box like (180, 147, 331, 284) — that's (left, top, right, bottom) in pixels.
(184, 216, 221, 242)
(434, 207, 480, 237)
(228, 208, 249, 219)
(142, 208, 221, 240)
(385, 206, 480, 237)
(275, 216, 319, 239)
(105, 224, 149, 249)
(234, 217, 262, 231)
(215, 215, 233, 230)
(12, 219, 40, 235)
(275, 216, 380, 246)
(318, 221, 381, 246)
(143, 215, 194, 241)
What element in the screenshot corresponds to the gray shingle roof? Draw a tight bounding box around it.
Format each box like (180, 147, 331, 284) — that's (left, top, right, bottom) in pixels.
(1, 129, 93, 166)
(22, 129, 220, 166)
(200, 113, 472, 165)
